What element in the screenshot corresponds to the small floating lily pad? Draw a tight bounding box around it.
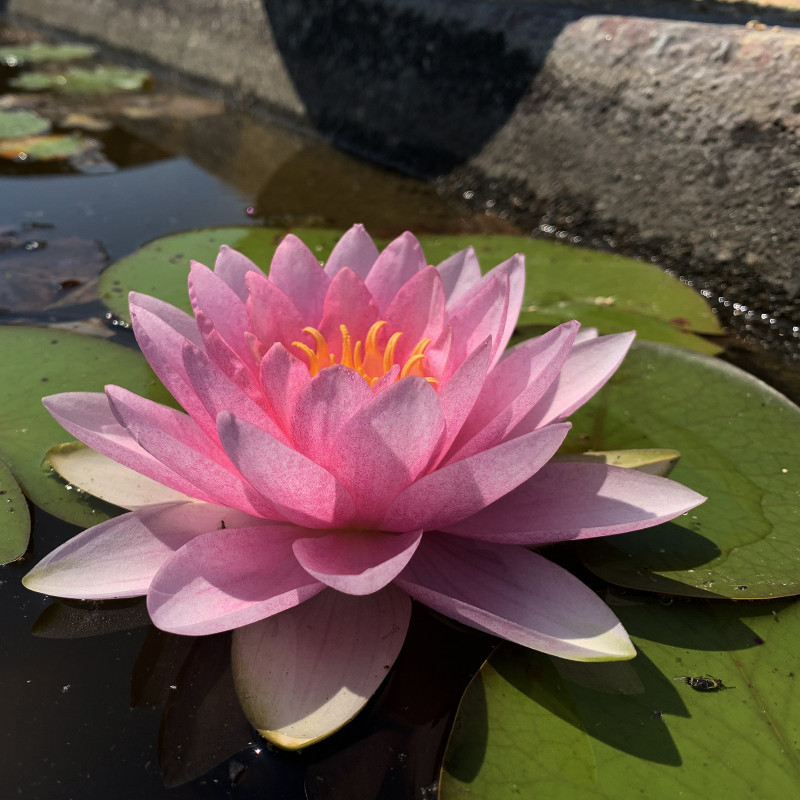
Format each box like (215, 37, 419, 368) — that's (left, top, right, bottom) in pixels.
(0, 133, 93, 162)
(10, 66, 150, 94)
(0, 108, 50, 139)
(0, 455, 30, 564)
(564, 341, 800, 599)
(0, 326, 174, 527)
(0, 42, 97, 66)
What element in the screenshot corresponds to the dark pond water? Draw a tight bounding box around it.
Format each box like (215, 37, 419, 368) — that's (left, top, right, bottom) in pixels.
(2, 17, 799, 800)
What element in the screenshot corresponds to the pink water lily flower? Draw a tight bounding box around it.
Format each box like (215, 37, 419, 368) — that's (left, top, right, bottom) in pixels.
(24, 225, 704, 748)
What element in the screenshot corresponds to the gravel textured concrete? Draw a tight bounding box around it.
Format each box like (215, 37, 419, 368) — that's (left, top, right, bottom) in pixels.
(7, 0, 800, 308)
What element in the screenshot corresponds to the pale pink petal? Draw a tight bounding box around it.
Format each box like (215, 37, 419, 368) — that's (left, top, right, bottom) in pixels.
(292, 529, 423, 595)
(259, 343, 311, 436)
(217, 412, 357, 528)
(447, 321, 579, 462)
(330, 377, 445, 524)
(147, 524, 325, 635)
(188, 260, 252, 366)
(291, 365, 373, 467)
(423, 324, 453, 381)
(214, 245, 263, 302)
(324, 223, 380, 280)
(106, 386, 273, 517)
(444, 461, 706, 544)
(129, 291, 203, 348)
(43, 393, 207, 501)
(382, 266, 446, 364)
(245, 270, 306, 351)
(436, 247, 482, 307)
(23, 502, 258, 599)
(574, 326, 599, 344)
(46, 444, 196, 510)
(368, 363, 400, 393)
(232, 586, 410, 748)
(317, 268, 380, 357)
(382, 423, 570, 532)
(182, 340, 288, 444)
(514, 331, 636, 433)
(433, 336, 492, 464)
(493, 253, 525, 358)
(267, 234, 330, 322)
(365, 231, 427, 312)
(396, 535, 635, 660)
(129, 302, 217, 439)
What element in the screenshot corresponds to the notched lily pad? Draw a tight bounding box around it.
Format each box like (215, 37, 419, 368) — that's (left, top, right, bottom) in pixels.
(0, 42, 97, 66)
(0, 454, 30, 564)
(565, 341, 800, 599)
(10, 66, 151, 94)
(0, 108, 50, 139)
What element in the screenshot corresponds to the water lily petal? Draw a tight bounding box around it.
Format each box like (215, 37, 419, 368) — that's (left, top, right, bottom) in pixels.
(231, 586, 411, 748)
(147, 524, 325, 635)
(396, 534, 635, 661)
(382, 423, 570, 532)
(47, 443, 195, 509)
(268, 233, 330, 322)
(292, 529, 423, 595)
(129, 291, 203, 348)
(445, 461, 706, 544)
(331, 377, 445, 523)
(365, 231, 426, 311)
(214, 245, 262, 302)
(24, 502, 255, 599)
(43, 393, 205, 500)
(106, 386, 273, 517)
(448, 321, 579, 461)
(291, 365, 373, 468)
(245, 270, 305, 352)
(258, 343, 311, 436)
(574, 326, 599, 344)
(324, 223, 381, 280)
(516, 331, 636, 432)
(217, 412, 357, 527)
(436, 246, 482, 307)
(317, 267, 380, 356)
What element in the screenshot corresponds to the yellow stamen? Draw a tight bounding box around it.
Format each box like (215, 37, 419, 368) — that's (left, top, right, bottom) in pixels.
(340, 325, 354, 369)
(302, 327, 329, 366)
(291, 341, 319, 375)
(383, 332, 403, 373)
(400, 353, 426, 378)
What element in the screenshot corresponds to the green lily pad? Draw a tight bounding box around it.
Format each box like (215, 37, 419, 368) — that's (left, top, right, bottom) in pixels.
(0, 454, 31, 564)
(442, 594, 800, 799)
(0, 42, 97, 66)
(97, 228, 720, 353)
(0, 133, 93, 162)
(0, 326, 174, 527)
(0, 109, 50, 139)
(10, 66, 150, 94)
(563, 341, 800, 599)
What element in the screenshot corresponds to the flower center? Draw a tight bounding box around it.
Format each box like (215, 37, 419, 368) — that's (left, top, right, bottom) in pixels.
(292, 320, 436, 387)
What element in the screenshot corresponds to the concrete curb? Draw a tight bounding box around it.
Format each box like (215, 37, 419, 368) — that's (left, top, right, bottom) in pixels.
(7, 0, 800, 306)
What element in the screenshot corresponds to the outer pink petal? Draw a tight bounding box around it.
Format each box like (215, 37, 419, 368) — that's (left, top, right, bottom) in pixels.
(317, 268, 380, 357)
(436, 247, 482, 307)
(23, 502, 258, 599)
(268, 234, 330, 322)
(106, 386, 273, 517)
(231, 586, 410, 748)
(245, 270, 306, 351)
(43, 393, 207, 501)
(129, 291, 203, 348)
(515, 331, 636, 433)
(291, 365, 373, 468)
(330, 377, 445, 524)
(396, 535, 635, 660)
(214, 245, 263, 302)
(444, 461, 706, 544)
(323, 223, 380, 280)
(447, 321, 579, 462)
(574, 326, 599, 344)
(147, 524, 325, 635)
(259, 343, 311, 436)
(382, 423, 570, 532)
(217, 412, 357, 528)
(292, 529, 423, 595)
(382, 266, 447, 364)
(365, 231, 427, 312)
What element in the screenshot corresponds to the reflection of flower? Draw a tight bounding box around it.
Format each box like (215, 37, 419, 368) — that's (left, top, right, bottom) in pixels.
(24, 225, 703, 748)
